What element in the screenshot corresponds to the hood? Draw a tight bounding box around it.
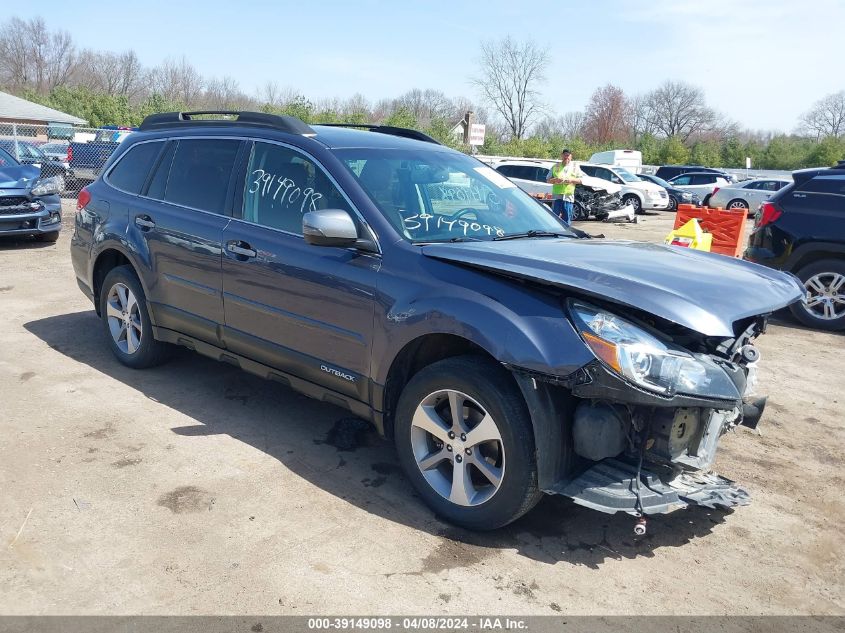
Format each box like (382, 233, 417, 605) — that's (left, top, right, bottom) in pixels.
(626, 180, 663, 193)
(421, 239, 804, 338)
(581, 174, 622, 194)
(0, 164, 40, 189)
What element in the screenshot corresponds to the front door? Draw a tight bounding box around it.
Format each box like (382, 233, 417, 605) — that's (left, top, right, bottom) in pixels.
(221, 141, 378, 402)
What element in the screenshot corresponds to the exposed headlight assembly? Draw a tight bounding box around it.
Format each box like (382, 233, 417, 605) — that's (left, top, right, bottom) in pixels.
(31, 176, 61, 197)
(681, 192, 692, 200)
(569, 301, 740, 400)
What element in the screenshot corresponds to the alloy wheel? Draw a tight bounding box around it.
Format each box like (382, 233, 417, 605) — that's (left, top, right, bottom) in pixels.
(728, 200, 748, 210)
(410, 389, 505, 507)
(106, 282, 143, 354)
(804, 272, 845, 321)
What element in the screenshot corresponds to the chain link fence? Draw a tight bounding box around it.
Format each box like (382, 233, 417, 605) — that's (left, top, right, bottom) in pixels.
(0, 122, 136, 198)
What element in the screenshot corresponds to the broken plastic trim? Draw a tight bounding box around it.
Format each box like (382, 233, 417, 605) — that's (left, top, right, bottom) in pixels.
(549, 458, 750, 515)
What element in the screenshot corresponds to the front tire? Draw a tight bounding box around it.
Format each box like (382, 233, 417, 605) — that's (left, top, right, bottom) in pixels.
(394, 356, 541, 530)
(668, 195, 678, 211)
(622, 194, 643, 215)
(789, 260, 845, 331)
(99, 265, 171, 368)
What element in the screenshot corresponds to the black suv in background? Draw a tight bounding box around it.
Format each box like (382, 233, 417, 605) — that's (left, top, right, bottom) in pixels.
(655, 165, 735, 183)
(745, 162, 845, 331)
(71, 111, 802, 530)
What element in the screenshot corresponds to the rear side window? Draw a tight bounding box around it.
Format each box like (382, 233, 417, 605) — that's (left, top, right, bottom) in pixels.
(797, 176, 845, 195)
(107, 142, 163, 194)
(692, 174, 715, 185)
(164, 139, 241, 214)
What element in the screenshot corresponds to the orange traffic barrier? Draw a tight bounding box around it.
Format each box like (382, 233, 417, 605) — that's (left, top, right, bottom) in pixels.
(674, 204, 747, 257)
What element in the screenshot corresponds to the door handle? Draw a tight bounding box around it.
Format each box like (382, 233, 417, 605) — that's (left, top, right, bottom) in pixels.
(134, 215, 155, 230)
(226, 240, 257, 258)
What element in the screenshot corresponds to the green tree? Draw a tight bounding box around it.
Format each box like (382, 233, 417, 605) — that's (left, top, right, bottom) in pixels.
(635, 133, 660, 165)
(690, 140, 722, 167)
(383, 107, 417, 129)
(131, 93, 184, 126)
(659, 135, 689, 165)
(807, 136, 845, 167)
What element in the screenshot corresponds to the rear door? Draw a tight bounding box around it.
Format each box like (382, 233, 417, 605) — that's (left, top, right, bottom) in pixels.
(782, 175, 845, 243)
(220, 140, 378, 401)
(118, 137, 243, 345)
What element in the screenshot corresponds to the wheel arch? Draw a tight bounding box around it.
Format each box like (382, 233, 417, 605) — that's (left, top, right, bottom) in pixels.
(380, 333, 497, 440)
(785, 243, 845, 273)
(90, 245, 151, 320)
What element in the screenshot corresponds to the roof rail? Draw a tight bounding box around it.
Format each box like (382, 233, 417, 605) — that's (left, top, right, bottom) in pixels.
(139, 111, 314, 135)
(315, 123, 441, 145)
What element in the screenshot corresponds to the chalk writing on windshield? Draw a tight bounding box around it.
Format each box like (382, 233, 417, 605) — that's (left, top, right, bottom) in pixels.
(248, 168, 323, 214)
(402, 212, 505, 237)
(430, 183, 486, 203)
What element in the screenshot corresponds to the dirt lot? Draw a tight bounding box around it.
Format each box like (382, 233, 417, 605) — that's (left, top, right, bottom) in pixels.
(1, 202, 843, 615)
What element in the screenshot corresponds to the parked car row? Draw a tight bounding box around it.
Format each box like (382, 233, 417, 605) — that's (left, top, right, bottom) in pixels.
(488, 158, 669, 214)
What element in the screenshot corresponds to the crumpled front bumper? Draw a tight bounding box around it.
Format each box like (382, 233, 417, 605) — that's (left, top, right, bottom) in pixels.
(552, 458, 750, 515)
(0, 194, 62, 235)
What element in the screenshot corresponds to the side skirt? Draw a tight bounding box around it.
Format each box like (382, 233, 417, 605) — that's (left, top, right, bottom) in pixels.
(153, 326, 378, 429)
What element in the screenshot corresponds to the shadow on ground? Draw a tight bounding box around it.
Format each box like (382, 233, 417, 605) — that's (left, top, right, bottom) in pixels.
(25, 310, 732, 569)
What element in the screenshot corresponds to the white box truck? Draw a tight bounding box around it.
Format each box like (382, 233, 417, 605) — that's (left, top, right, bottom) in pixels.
(589, 149, 643, 174)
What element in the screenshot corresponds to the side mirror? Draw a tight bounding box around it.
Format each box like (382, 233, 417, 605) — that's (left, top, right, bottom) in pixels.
(303, 209, 358, 247)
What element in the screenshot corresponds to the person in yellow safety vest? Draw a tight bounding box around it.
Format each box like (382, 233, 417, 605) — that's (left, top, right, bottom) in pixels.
(546, 149, 583, 223)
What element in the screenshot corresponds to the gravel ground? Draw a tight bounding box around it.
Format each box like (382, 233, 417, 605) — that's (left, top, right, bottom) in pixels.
(0, 203, 842, 615)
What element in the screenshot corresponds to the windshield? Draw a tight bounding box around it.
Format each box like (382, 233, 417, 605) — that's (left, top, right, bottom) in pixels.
(333, 148, 574, 242)
(646, 174, 672, 188)
(615, 167, 641, 183)
(0, 146, 19, 166)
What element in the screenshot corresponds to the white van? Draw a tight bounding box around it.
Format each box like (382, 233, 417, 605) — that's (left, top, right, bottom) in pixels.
(588, 149, 643, 174)
(579, 163, 669, 213)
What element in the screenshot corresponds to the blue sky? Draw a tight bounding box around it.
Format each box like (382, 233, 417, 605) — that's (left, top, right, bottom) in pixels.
(14, 0, 845, 132)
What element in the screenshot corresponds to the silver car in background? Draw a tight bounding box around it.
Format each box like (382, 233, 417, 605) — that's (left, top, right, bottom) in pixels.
(708, 178, 792, 212)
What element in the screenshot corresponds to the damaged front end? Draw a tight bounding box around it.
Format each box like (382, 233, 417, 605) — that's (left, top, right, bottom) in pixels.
(544, 300, 769, 516)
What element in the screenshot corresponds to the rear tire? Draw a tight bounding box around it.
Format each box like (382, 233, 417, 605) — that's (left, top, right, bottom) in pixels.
(789, 260, 845, 331)
(99, 265, 171, 368)
(394, 356, 541, 530)
(727, 199, 748, 211)
(702, 194, 713, 207)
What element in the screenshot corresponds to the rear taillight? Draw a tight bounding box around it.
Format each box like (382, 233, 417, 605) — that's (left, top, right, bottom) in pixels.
(77, 187, 91, 211)
(67, 145, 73, 162)
(757, 201, 782, 227)
(712, 187, 720, 195)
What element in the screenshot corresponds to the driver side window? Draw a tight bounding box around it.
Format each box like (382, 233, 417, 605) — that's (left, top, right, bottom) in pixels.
(243, 142, 351, 234)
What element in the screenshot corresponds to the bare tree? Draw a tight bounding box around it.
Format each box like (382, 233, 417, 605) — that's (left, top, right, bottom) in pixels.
(472, 37, 548, 139)
(0, 17, 77, 93)
(203, 75, 249, 110)
(583, 84, 631, 144)
(150, 56, 204, 106)
(533, 112, 585, 140)
(800, 91, 845, 139)
(641, 81, 716, 141)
